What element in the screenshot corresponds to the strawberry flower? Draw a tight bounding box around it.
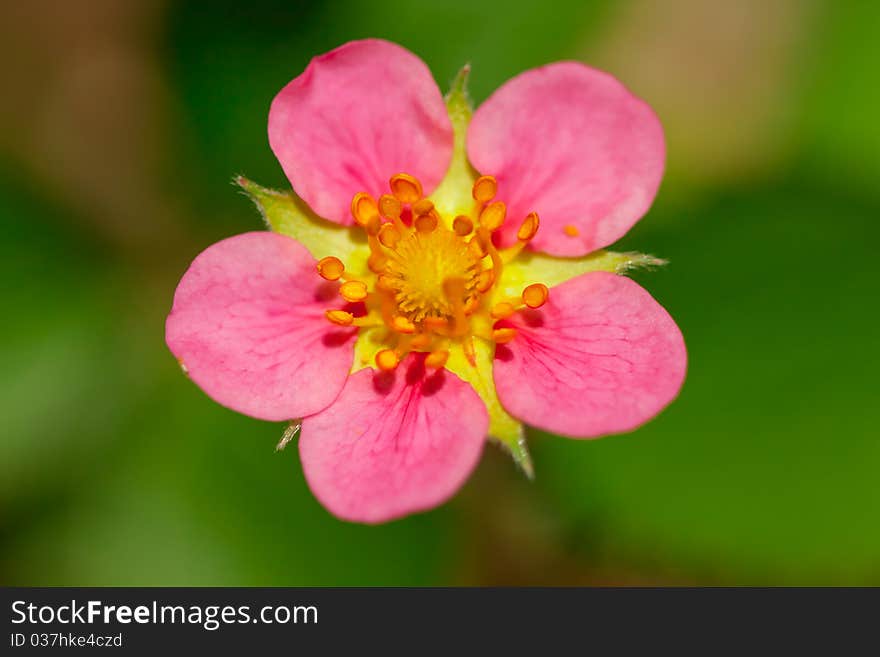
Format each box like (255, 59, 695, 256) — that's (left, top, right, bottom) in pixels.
(166, 39, 686, 524)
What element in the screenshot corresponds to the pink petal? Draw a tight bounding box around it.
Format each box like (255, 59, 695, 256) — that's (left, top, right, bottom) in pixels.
(268, 39, 453, 225)
(299, 355, 488, 523)
(467, 62, 665, 256)
(166, 232, 356, 421)
(493, 272, 685, 438)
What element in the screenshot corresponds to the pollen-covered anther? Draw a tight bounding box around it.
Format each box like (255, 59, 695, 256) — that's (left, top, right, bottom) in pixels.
(475, 270, 495, 293)
(375, 349, 400, 372)
(563, 224, 580, 237)
(414, 213, 438, 233)
(340, 280, 368, 302)
(316, 256, 345, 281)
(517, 212, 540, 241)
(453, 215, 473, 236)
(472, 175, 497, 203)
(492, 327, 518, 344)
(424, 350, 449, 369)
(412, 198, 434, 216)
(367, 252, 386, 273)
(522, 283, 549, 309)
(423, 316, 449, 331)
(463, 295, 480, 314)
(378, 224, 401, 248)
(325, 309, 354, 326)
(390, 173, 423, 204)
(378, 194, 402, 219)
(491, 302, 516, 319)
(479, 201, 506, 232)
(351, 192, 380, 227)
(391, 315, 416, 334)
(410, 334, 432, 350)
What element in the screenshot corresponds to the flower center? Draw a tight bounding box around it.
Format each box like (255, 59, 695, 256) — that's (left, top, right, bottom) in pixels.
(316, 172, 548, 372)
(382, 228, 479, 322)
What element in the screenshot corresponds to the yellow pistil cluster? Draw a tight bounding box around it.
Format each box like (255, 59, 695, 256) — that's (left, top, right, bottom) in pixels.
(317, 172, 549, 372)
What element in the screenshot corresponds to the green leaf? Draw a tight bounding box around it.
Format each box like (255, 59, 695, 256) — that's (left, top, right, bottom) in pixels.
(235, 176, 371, 275)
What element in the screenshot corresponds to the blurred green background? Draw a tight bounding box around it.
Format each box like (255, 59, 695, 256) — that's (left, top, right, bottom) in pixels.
(2, 0, 878, 585)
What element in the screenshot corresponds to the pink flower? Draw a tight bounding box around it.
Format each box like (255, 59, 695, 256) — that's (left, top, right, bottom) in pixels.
(166, 39, 686, 524)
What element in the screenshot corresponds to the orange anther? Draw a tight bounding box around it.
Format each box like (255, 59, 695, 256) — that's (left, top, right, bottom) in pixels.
(472, 175, 497, 203)
(463, 295, 481, 314)
(476, 269, 495, 293)
(517, 212, 540, 241)
(375, 349, 400, 372)
(316, 256, 344, 281)
(492, 327, 518, 344)
(351, 192, 379, 226)
(479, 201, 507, 232)
(390, 173, 423, 204)
(379, 194, 402, 219)
(325, 309, 354, 326)
(522, 283, 549, 309)
(412, 198, 434, 216)
(414, 213, 438, 233)
(391, 315, 416, 334)
(410, 334, 432, 349)
(491, 302, 516, 319)
(563, 224, 580, 237)
(367, 252, 386, 273)
(423, 316, 449, 331)
(376, 274, 395, 291)
(340, 280, 368, 302)
(364, 215, 382, 236)
(453, 215, 473, 236)
(468, 237, 487, 259)
(378, 223, 401, 248)
(425, 350, 449, 369)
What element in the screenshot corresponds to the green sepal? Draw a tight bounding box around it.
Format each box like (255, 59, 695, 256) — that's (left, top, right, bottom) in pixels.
(445, 336, 534, 479)
(496, 249, 667, 301)
(431, 65, 479, 222)
(235, 176, 370, 275)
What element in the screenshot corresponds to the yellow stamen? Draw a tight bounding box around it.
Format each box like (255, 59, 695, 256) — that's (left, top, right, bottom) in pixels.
(517, 212, 540, 241)
(390, 173, 422, 204)
(340, 280, 368, 302)
(425, 350, 449, 369)
(479, 201, 507, 232)
(563, 224, 580, 237)
(522, 283, 549, 309)
(472, 175, 497, 203)
(317, 256, 344, 281)
(375, 349, 399, 372)
(492, 327, 518, 344)
(325, 309, 354, 326)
